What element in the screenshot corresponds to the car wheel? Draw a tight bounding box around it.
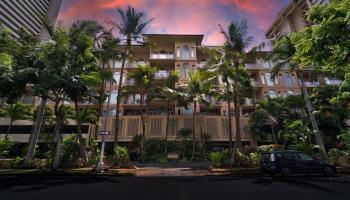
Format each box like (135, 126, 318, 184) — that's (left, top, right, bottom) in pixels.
(324, 166, 335, 177)
(281, 167, 292, 177)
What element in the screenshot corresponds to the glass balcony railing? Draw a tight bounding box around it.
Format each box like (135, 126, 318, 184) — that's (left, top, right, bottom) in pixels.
(155, 71, 170, 79)
(325, 78, 342, 85)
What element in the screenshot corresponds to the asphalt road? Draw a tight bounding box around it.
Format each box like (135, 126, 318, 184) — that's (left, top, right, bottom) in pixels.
(1, 173, 350, 200)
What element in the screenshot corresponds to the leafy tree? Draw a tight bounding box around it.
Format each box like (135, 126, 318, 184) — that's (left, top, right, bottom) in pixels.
(177, 128, 192, 159)
(291, 0, 350, 77)
(122, 64, 156, 155)
(3, 103, 32, 139)
(269, 35, 327, 158)
(63, 20, 99, 165)
(113, 6, 153, 148)
(177, 70, 214, 160)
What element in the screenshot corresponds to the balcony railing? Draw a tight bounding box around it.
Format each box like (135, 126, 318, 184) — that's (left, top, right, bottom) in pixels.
(150, 53, 174, 59)
(304, 81, 320, 87)
(155, 71, 170, 79)
(245, 63, 270, 69)
(95, 115, 250, 142)
(325, 78, 342, 85)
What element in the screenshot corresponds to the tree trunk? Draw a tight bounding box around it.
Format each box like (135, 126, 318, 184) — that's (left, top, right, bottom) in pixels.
(191, 101, 197, 161)
(74, 100, 88, 164)
(231, 94, 241, 167)
(114, 39, 131, 148)
(52, 98, 62, 170)
(164, 100, 170, 154)
(5, 119, 13, 139)
(226, 84, 233, 150)
(25, 97, 47, 162)
(297, 70, 327, 159)
(140, 94, 146, 156)
(95, 62, 106, 140)
(270, 123, 277, 145)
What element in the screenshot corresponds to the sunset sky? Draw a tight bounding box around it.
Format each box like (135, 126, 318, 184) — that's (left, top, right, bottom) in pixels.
(57, 0, 289, 47)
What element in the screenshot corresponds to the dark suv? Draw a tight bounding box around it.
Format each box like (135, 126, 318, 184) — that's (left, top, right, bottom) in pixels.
(260, 150, 336, 176)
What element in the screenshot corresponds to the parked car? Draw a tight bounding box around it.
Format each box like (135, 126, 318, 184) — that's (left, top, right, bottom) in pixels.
(260, 150, 336, 176)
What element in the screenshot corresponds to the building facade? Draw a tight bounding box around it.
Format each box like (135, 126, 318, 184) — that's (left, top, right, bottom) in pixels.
(0, 0, 62, 38)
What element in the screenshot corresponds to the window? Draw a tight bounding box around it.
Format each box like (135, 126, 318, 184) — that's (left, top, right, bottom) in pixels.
(113, 72, 121, 84)
(181, 63, 189, 79)
(265, 73, 275, 86)
(182, 45, 190, 59)
(109, 90, 118, 104)
(190, 47, 195, 58)
(298, 153, 314, 161)
(176, 47, 181, 57)
(283, 73, 293, 86)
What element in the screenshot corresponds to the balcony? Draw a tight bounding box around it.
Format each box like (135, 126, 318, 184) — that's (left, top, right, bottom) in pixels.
(324, 78, 342, 85)
(304, 81, 320, 87)
(150, 53, 174, 60)
(245, 63, 270, 70)
(155, 70, 170, 79)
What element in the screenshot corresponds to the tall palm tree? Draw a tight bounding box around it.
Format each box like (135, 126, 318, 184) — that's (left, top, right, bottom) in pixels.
(156, 71, 179, 154)
(219, 20, 253, 166)
(95, 32, 119, 139)
(122, 64, 156, 155)
(113, 6, 153, 148)
(178, 70, 214, 160)
(203, 48, 235, 149)
(4, 103, 32, 139)
(269, 35, 327, 158)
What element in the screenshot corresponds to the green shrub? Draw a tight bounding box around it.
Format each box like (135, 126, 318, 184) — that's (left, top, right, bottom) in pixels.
(221, 149, 233, 166)
(114, 146, 129, 165)
(60, 135, 80, 166)
(87, 139, 100, 166)
(144, 138, 169, 161)
(0, 138, 14, 157)
(248, 152, 260, 167)
(10, 157, 24, 168)
(209, 152, 223, 168)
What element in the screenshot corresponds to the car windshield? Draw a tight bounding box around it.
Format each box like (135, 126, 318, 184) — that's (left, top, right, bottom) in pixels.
(298, 153, 314, 161)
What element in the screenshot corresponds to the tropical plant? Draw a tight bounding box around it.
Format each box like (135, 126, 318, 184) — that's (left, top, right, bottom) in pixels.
(3, 103, 32, 139)
(0, 138, 14, 157)
(60, 135, 80, 166)
(122, 64, 156, 155)
(177, 70, 215, 160)
(209, 152, 223, 168)
(269, 34, 327, 158)
(114, 145, 129, 165)
(63, 20, 99, 165)
(200, 132, 212, 158)
(113, 6, 153, 148)
(219, 20, 254, 166)
(156, 71, 179, 154)
(177, 128, 192, 159)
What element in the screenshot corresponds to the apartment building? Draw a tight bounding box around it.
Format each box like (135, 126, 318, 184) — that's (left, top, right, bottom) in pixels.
(0, 0, 62, 38)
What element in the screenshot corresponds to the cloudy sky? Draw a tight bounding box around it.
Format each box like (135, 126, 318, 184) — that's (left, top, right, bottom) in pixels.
(57, 0, 289, 47)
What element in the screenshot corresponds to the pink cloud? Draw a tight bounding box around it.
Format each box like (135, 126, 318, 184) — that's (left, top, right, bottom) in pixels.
(58, 0, 287, 45)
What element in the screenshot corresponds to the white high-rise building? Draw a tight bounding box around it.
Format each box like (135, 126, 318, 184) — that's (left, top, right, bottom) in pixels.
(0, 0, 63, 38)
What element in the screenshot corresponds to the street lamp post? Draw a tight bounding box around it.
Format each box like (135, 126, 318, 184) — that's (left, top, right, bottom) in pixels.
(97, 130, 109, 172)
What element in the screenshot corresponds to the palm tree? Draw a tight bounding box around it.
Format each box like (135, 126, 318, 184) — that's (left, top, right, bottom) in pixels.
(200, 132, 212, 158)
(256, 98, 285, 145)
(95, 31, 120, 139)
(178, 70, 214, 160)
(122, 64, 156, 155)
(219, 20, 253, 166)
(113, 6, 153, 148)
(203, 48, 235, 150)
(3, 103, 32, 139)
(52, 105, 75, 169)
(156, 71, 179, 154)
(269, 35, 327, 158)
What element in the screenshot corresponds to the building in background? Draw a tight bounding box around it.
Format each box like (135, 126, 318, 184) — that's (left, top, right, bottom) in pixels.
(0, 0, 62, 38)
